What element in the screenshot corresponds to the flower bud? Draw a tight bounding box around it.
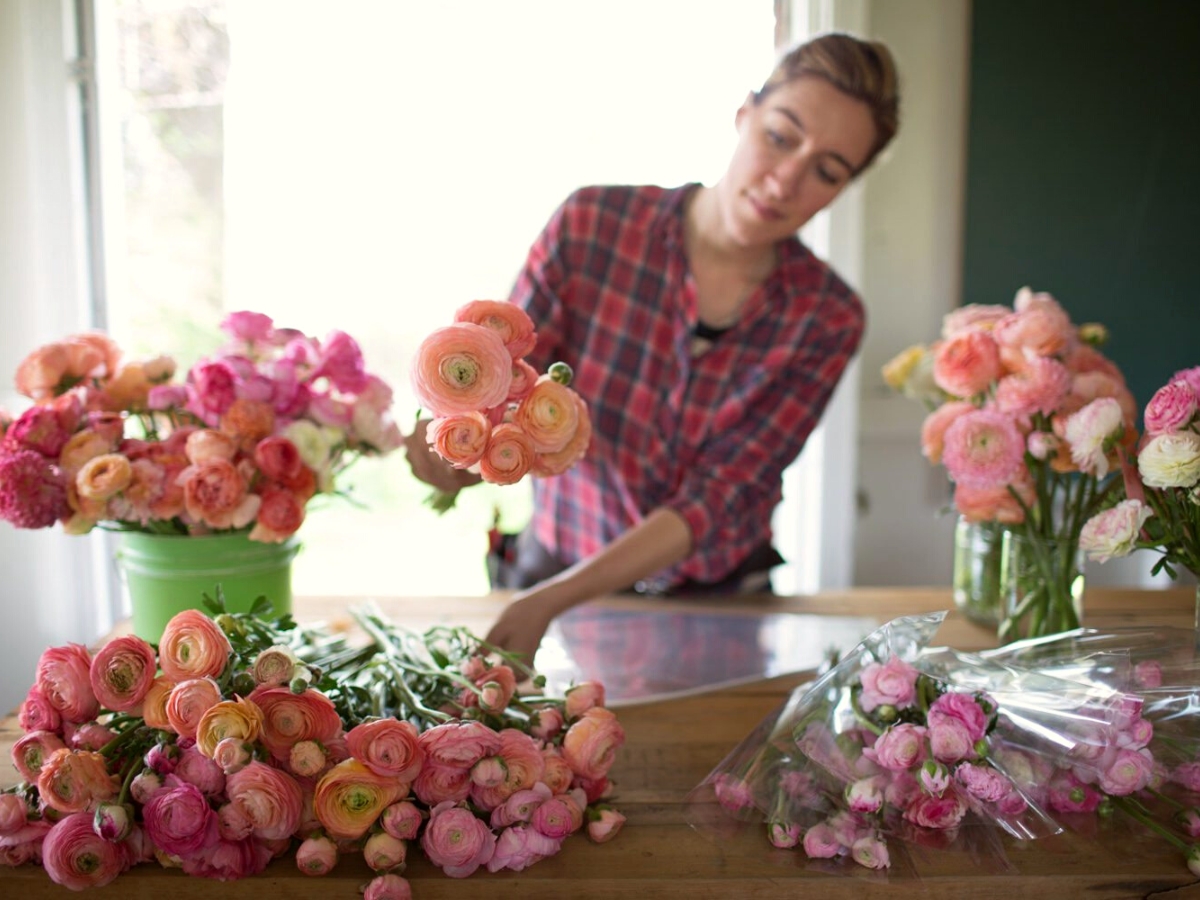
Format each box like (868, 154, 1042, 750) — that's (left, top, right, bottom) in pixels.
(874, 704, 899, 724)
(144, 742, 180, 775)
(296, 833, 339, 876)
(767, 820, 801, 849)
(93, 802, 134, 841)
(548, 361, 573, 385)
(230, 671, 258, 696)
(214, 614, 245, 638)
(289, 665, 314, 694)
(363, 831, 407, 872)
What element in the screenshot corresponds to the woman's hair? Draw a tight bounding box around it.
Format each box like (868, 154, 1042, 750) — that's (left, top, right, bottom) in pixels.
(756, 32, 900, 172)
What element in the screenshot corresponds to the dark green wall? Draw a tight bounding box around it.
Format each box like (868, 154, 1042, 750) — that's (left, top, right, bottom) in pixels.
(962, 0, 1200, 409)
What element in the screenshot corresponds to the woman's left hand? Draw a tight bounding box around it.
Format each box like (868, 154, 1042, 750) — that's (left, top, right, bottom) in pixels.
(485, 591, 559, 665)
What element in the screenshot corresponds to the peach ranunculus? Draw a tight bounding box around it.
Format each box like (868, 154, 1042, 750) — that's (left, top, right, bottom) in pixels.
(179, 458, 261, 529)
(185, 428, 239, 464)
(953, 471, 1036, 524)
(58, 430, 118, 479)
(421, 799, 497, 878)
(36, 644, 100, 725)
(249, 485, 306, 542)
(410, 323, 513, 417)
(562, 707, 626, 782)
(513, 376, 581, 453)
(941, 303, 1010, 338)
(993, 356, 1072, 418)
(165, 677, 224, 740)
(11, 730, 68, 783)
(453, 299, 538, 360)
(419, 720, 504, 769)
(158, 609, 233, 682)
(931, 330, 1002, 400)
(219, 398, 276, 452)
(345, 718, 425, 780)
(506, 359, 541, 403)
(427, 412, 491, 469)
(532, 390, 592, 477)
(41, 811, 130, 890)
(919, 401, 975, 466)
(14, 333, 120, 401)
(225, 760, 305, 841)
(141, 676, 175, 731)
(479, 422, 536, 485)
(247, 686, 344, 761)
(313, 758, 408, 841)
(992, 287, 1076, 372)
(36, 748, 119, 814)
(196, 697, 265, 758)
(88, 634, 157, 713)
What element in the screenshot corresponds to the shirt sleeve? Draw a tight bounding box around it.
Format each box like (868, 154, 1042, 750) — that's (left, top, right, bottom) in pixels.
(664, 283, 866, 585)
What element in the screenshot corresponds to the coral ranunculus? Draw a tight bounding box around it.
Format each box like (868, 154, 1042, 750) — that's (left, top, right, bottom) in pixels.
(313, 759, 408, 841)
(513, 376, 581, 453)
(427, 412, 491, 469)
(454, 299, 538, 360)
(478, 423, 536, 485)
(158, 609, 233, 683)
(411, 323, 513, 417)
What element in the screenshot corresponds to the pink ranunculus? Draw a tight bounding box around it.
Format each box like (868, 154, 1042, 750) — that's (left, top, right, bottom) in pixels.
(220, 309, 275, 343)
(486, 823, 562, 872)
(419, 719, 504, 769)
(955, 762, 1012, 803)
(1134, 660, 1164, 689)
(346, 718, 424, 781)
(213, 738, 253, 774)
(529, 796, 576, 840)
(1080, 499, 1152, 563)
(530, 706, 565, 740)
(364, 830, 408, 872)
(296, 833, 339, 876)
(216, 801, 254, 841)
(311, 330, 369, 393)
(489, 783, 553, 829)
(413, 761, 473, 806)
(927, 720, 975, 765)
(942, 303, 1011, 338)
(903, 786, 968, 829)
(174, 744, 227, 797)
(993, 287, 1075, 370)
(411, 323, 513, 417)
(932, 329, 1002, 399)
(471, 756, 507, 788)
(994, 356, 1072, 418)
(288, 739, 328, 778)
(858, 657, 918, 712)
(18, 686, 62, 734)
(142, 777, 219, 858)
(41, 812, 129, 890)
(801, 822, 843, 858)
(246, 686, 344, 761)
(1179, 808, 1200, 839)
(953, 471, 1035, 524)
(562, 707, 626, 782)
(421, 800, 497, 877)
(1170, 365, 1200, 397)
(1144, 380, 1198, 436)
(506, 359, 540, 402)
(469, 729, 546, 811)
(0, 447, 70, 529)
(920, 401, 976, 465)
(1047, 771, 1103, 813)
(6, 404, 77, 457)
(180, 835, 274, 880)
(1100, 748, 1155, 796)
(919, 760, 952, 796)
(768, 820, 801, 849)
(851, 834, 891, 869)
(165, 677, 224, 740)
(380, 800, 424, 841)
(36, 643, 99, 724)
(1064, 396, 1125, 477)
(1175, 762, 1200, 793)
(941, 408, 1026, 490)
(0, 794, 29, 833)
(189, 358, 240, 417)
(928, 691, 990, 742)
(845, 776, 885, 813)
(225, 761, 304, 841)
(862, 723, 926, 771)
(88, 634, 157, 713)
(587, 807, 626, 844)
(364, 873, 414, 900)
(427, 412, 491, 469)
(454, 299, 538, 360)
(478, 422, 536, 485)
(565, 681, 606, 719)
(129, 770, 164, 805)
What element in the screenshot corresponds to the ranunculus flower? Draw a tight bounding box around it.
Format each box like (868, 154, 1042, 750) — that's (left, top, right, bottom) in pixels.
(920, 400, 975, 465)
(801, 822, 843, 858)
(454, 299, 538, 359)
(411, 323, 513, 417)
(174, 745, 226, 796)
(562, 707, 626, 781)
(507, 359, 540, 402)
(928, 691, 990, 742)
(140, 676, 175, 731)
(846, 776, 885, 813)
(954, 471, 1036, 524)
(165, 677, 223, 740)
(75, 453, 132, 502)
(564, 681, 606, 719)
(421, 800, 497, 877)
(249, 484, 306, 542)
(851, 834, 890, 869)
(247, 686, 343, 761)
(486, 823, 562, 872)
(942, 303, 1010, 338)
(1144, 380, 1198, 436)
(18, 686, 62, 734)
(289, 739, 328, 778)
(88, 634, 157, 713)
(1138, 432, 1200, 489)
(158, 609, 233, 683)
(413, 761, 473, 806)
(380, 800, 425, 841)
(364, 830, 408, 872)
(530, 706, 565, 741)
(142, 778, 218, 858)
(296, 833, 339, 876)
(41, 812, 129, 890)
(956, 762, 1013, 803)
(994, 356, 1072, 418)
(1064, 396, 1124, 477)
(313, 759, 408, 841)
(427, 412, 491, 469)
(195, 696, 264, 758)
(190, 358, 240, 416)
(932, 329, 1002, 398)
(992, 287, 1075, 370)
(225, 760, 305, 841)
(767, 820, 801, 849)
(220, 309, 274, 343)
(10, 730, 67, 783)
(531, 390, 592, 477)
(0, 447, 70, 528)
(213, 737, 253, 775)
(364, 873, 414, 900)
(346, 718, 424, 780)
(420, 720, 504, 769)
(478, 422, 536, 485)
(858, 657, 918, 712)
(1081, 499, 1153, 563)
(251, 645, 298, 686)
(928, 719, 976, 764)
(529, 796, 576, 840)
(1100, 748, 1155, 796)
(941, 408, 1027, 490)
(180, 834, 274, 880)
(36, 643, 100, 725)
(513, 376, 581, 453)
(863, 722, 926, 771)
(311, 329, 369, 393)
(179, 458, 260, 529)
(488, 783, 552, 829)
(903, 786, 968, 829)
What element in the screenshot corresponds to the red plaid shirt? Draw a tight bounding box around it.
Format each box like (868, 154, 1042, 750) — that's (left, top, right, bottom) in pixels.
(512, 184, 864, 587)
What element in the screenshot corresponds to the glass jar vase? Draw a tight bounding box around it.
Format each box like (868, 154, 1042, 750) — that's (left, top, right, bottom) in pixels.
(952, 517, 1005, 628)
(997, 527, 1086, 644)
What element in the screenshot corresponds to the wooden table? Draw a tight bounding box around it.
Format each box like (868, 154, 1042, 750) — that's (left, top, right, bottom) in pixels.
(3, 586, 1199, 898)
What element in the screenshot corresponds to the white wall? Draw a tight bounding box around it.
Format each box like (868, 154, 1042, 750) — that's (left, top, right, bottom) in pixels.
(0, 0, 110, 714)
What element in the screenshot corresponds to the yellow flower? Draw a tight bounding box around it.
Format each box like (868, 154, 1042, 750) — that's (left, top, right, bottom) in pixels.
(881, 345, 927, 393)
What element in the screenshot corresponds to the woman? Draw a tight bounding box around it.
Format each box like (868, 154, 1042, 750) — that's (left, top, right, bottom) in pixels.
(405, 32, 901, 662)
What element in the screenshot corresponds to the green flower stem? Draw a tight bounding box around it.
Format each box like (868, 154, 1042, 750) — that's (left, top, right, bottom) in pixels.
(1111, 795, 1192, 854)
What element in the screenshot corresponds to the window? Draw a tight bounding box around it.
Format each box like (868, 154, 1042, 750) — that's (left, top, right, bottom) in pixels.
(95, 0, 777, 596)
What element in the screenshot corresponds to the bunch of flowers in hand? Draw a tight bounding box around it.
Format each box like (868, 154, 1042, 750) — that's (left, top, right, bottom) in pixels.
(1080, 365, 1200, 580)
(881, 287, 1137, 639)
(692, 613, 1200, 878)
(0, 597, 626, 895)
(0, 312, 402, 543)
(410, 300, 591, 510)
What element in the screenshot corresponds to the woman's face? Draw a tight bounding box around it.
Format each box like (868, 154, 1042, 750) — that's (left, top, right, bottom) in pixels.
(717, 77, 877, 248)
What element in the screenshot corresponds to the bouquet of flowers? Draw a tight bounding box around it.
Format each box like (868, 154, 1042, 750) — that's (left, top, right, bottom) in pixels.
(688, 613, 1200, 878)
(409, 300, 590, 510)
(0, 311, 402, 543)
(0, 599, 626, 895)
(881, 287, 1137, 640)
(1080, 365, 1200, 580)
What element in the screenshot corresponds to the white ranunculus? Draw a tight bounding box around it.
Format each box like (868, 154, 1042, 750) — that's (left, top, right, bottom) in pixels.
(1080, 500, 1153, 563)
(1138, 432, 1200, 489)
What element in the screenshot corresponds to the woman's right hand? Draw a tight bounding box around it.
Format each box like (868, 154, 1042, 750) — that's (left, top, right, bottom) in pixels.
(403, 418, 482, 494)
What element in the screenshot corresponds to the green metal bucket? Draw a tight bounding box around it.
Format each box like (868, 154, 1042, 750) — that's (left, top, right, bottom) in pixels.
(116, 532, 300, 641)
